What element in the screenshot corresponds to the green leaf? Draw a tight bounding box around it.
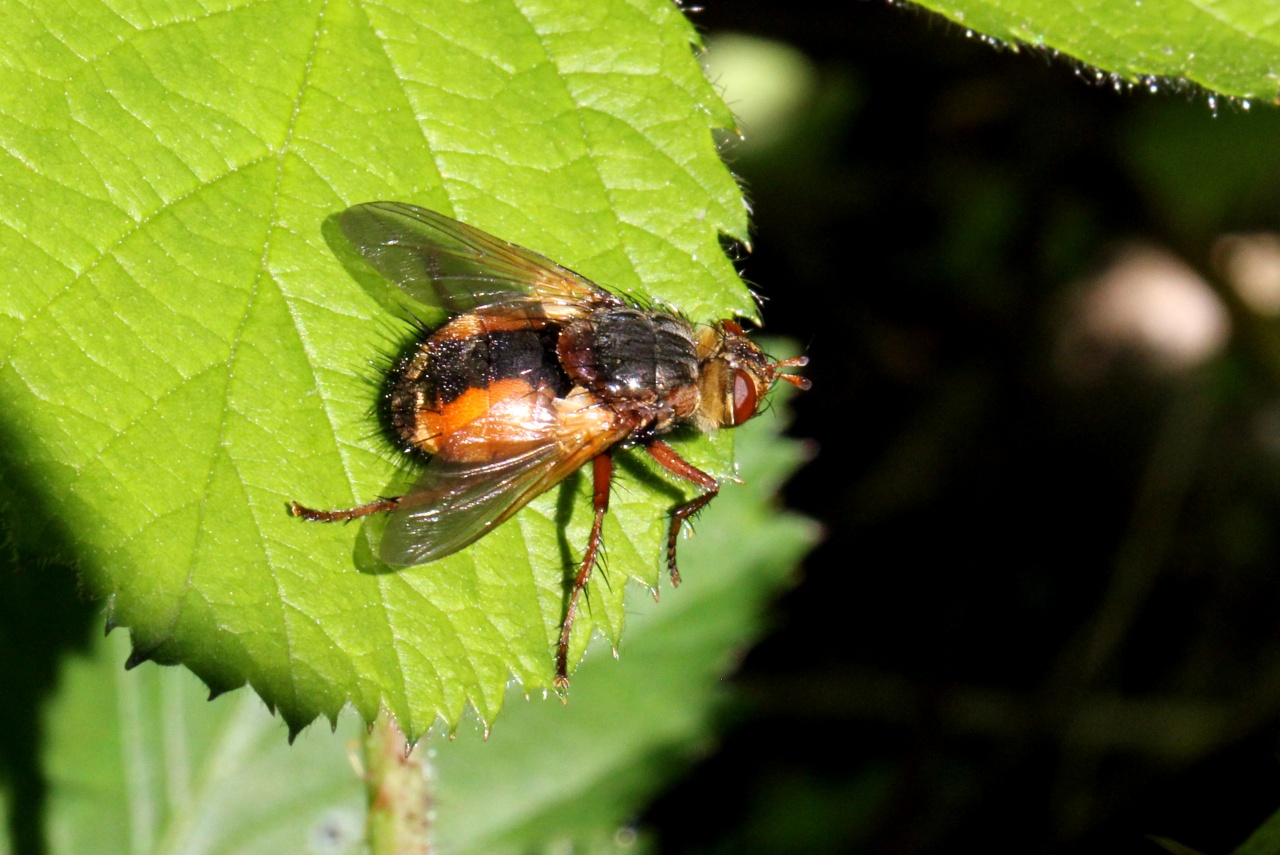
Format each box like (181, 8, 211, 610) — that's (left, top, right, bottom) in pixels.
(42, 630, 366, 855)
(0, 0, 752, 738)
(912, 1, 1280, 101)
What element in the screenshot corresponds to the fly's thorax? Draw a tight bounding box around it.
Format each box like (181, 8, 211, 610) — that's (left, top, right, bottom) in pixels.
(557, 306, 700, 404)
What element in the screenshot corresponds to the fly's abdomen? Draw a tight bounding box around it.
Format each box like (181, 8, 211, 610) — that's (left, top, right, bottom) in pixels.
(382, 317, 570, 457)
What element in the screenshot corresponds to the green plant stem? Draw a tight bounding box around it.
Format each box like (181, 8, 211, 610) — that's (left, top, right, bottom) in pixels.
(364, 716, 431, 855)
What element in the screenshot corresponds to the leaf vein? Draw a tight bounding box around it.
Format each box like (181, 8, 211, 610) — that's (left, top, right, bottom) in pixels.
(163, 0, 332, 714)
(0, 154, 273, 365)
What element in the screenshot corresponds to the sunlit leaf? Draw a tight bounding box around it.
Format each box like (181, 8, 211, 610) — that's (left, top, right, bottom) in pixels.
(0, 0, 751, 737)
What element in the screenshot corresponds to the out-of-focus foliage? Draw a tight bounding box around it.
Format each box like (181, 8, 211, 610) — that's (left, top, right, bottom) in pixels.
(915, 0, 1280, 101)
(647, 8, 1280, 855)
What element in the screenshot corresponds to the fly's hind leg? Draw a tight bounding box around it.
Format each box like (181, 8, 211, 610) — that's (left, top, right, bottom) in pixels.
(644, 440, 719, 587)
(290, 496, 401, 521)
(555, 452, 613, 692)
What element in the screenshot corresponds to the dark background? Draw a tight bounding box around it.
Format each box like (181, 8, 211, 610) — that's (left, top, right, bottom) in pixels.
(647, 3, 1280, 853)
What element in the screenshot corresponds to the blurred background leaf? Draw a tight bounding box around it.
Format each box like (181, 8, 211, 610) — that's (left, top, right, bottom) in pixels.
(914, 0, 1280, 102)
(40, 631, 365, 855)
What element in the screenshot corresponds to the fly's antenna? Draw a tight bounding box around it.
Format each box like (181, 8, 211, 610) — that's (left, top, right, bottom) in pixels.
(771, 355, 811, 390)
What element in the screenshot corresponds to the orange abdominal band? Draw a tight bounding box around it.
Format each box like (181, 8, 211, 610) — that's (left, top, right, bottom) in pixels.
(415, 378, 539, 460)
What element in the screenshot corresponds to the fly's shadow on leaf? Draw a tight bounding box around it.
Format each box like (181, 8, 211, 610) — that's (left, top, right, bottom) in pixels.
(615, 434, 698, 505)
(349, 465, 413, 577)
(554, 467, 590, 606)
(320, 212, 448, 329)
(318, 209, 432, 578)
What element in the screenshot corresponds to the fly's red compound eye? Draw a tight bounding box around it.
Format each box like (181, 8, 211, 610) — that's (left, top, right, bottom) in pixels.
(731, 369, 758, 426)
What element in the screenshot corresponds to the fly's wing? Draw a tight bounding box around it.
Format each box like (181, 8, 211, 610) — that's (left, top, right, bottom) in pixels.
(379, 393, 630, 568)
(338, 202, 618, 317)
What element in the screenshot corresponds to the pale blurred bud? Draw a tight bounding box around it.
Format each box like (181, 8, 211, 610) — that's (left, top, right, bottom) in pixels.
(1213, 233, 1280, 315)
(1057, 245, 1229, 381)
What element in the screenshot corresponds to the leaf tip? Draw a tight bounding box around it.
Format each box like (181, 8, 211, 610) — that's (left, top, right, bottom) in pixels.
(280, 705, 316, 744)
(285, 719, 308, 744)
(124, 646, 153, 670)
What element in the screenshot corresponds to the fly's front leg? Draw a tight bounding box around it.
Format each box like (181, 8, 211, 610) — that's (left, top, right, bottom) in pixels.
(644, 440, 719, 587)
(555, 452, 613, 692)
